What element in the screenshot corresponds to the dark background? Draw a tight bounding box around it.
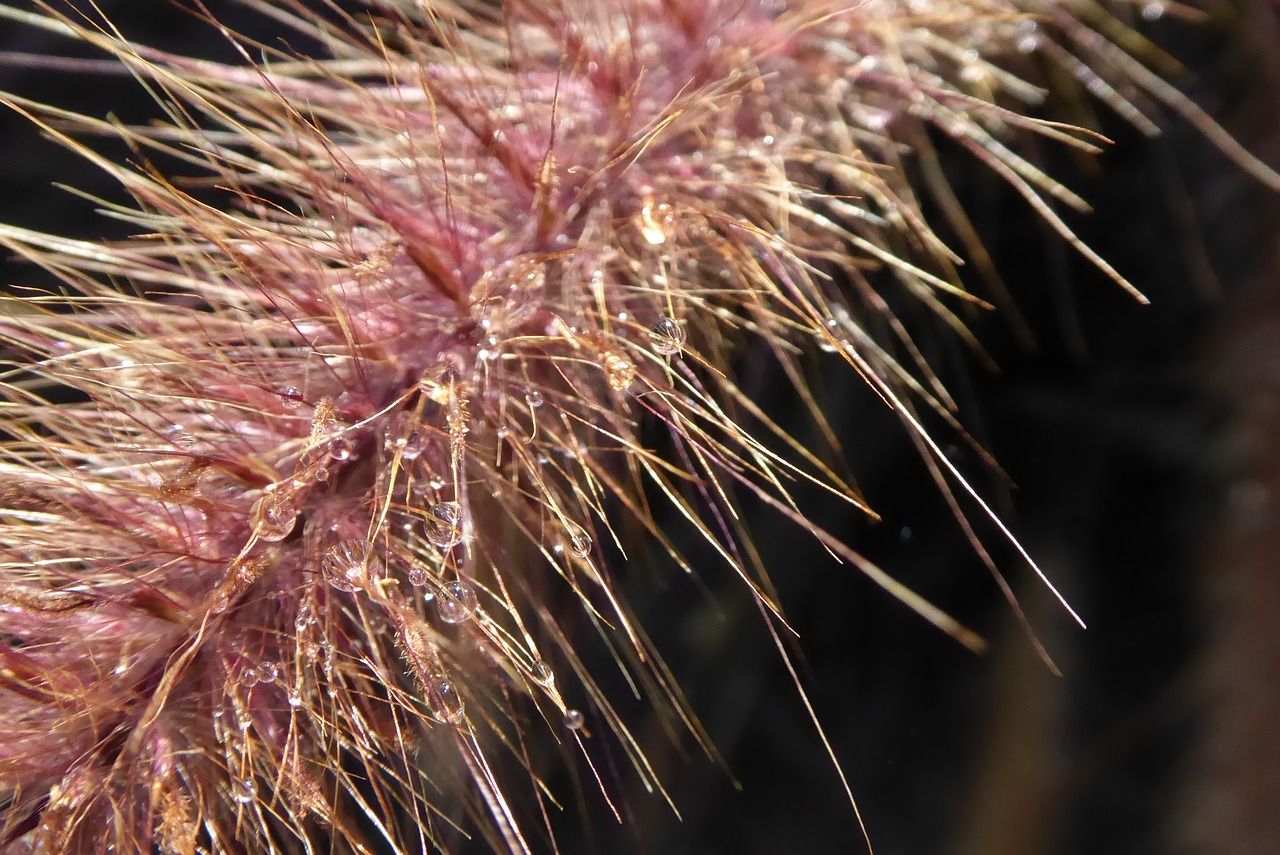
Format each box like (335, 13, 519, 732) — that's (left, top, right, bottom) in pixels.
(2, 3, 1278, 853)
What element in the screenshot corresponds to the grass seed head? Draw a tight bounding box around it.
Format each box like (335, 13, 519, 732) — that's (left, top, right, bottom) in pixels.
(0, 0, 1270, 852)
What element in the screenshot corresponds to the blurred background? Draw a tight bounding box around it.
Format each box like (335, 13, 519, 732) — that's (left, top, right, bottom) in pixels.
(2, 2, 1278, 853)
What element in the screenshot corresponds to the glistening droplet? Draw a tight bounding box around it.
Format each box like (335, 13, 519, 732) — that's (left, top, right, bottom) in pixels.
(436, 579, 478, 624)
(564, 521, 592, 558)
(257, 662, 278, 683)
(564, 709, 585, 730)
(648, 316, 686, 355)
(232, 778, 257, 804)
(532, 659, 554, 686)
(431, 679, 465, 724)
(322, 539, 378, 593)
(251, 495, 297, 542)
(280, 386, 305, 409)
(425, 501, 464, 549)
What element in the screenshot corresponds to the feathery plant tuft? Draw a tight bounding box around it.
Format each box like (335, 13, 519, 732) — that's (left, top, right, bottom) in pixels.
(0, 0, 1269, 852)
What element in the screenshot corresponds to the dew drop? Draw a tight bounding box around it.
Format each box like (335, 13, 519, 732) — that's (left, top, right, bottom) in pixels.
(251, 495, 297, 542)
(532, 659, 554, 686)
(1140, 0, 1165, 19)
(321, 539, 378, 593)
(165, 424, 195, 449)
(603, 352, 635, 392)
(314, 466, 330, 483)
(239, 666, 259, 686)
(280, 386, 305, 409)
(564, 521, 592, 558)
(428, 476, 447, 491)
(328, 436, 353, 461)
(232, 778, 257, 804)
(431, 679, 465, 723)
(564, 709, 585, 730)
(525, 387, 544, 408)
(425, 501, 464, 549)
(287, 688, 302, 707)
(436, 579, 478, 624)
(648, 316, 686, 356)
(401, 430, 426, 460)
(257, 662, 278, 684)
(406, 564, 429, 587)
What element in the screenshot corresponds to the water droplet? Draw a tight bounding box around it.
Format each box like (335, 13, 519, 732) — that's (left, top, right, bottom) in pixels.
(257, 662, 278, 683)
(638, 195, 674, 245)
(431, 679, 465, 723)
(532, 659, 554, 686)
(287, 688, 302, 707)
(322, 539, 377, 593)
(165, 424, 195, 448)
(428, 476, 447, 491)
(252, 495, 297, 542)
(280, 386, 305, 409)
(648, 316, 686, 356)
(401, 429, 426, 460)
(232, 778, 257, 803)
(564, 521, 592, 558)
(239, 666, 259, 686)
(406, 564, 429, 587)
(314, 466, 330, 483)
(328, 436, 353, 461)
(603, 352, 635, 392)
(436, 579, 478, 624)
(425, 501, 464, 549)
(564, 709, 585, 730)
(1141, 0, 1165, 19)
(525, 388, 544, 408)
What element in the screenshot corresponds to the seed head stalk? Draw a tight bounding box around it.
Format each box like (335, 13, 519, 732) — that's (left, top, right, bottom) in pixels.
(0, 0, 1270, 852)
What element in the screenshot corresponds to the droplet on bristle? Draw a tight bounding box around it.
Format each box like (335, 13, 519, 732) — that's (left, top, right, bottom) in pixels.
(436, 579, 478, 624)
(525, 388, 544, 408)
(564, 709, 585, 730)
(230, 777, 256, 804)
(532, 659, 554, 686)
(406, 564, 429, 587)
(322, 539, 378, 593)
(564, 521, 592, 558)
(251, 495, 297, 542)
(431, 679, 465, 723)
(239, 665, 259, 686)
(287, 688, 302, 708)
(280, 386, 305, 409)
(257, 662, 278, 683)
(165, 424, 195, 448)
(648, 316, 686, 355)
(328, 437, 353, 461)
(402, 429, 426, 459)
(424, 501, 464, 548)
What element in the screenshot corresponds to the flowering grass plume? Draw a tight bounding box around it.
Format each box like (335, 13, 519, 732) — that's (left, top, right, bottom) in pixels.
(0, 0, 1271, 852)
